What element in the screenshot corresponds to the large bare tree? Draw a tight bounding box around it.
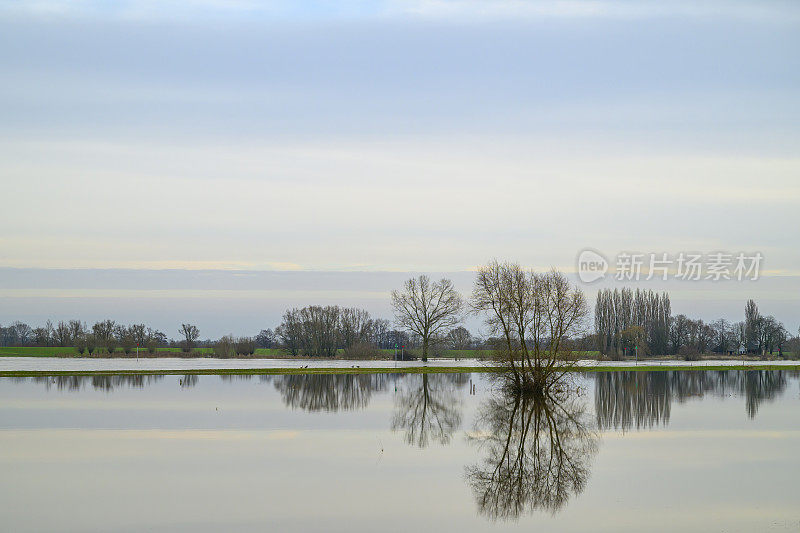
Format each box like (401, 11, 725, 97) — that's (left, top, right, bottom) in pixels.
(180, 323, 199, 352)
(472, 261, 588, 393)
(391, 275, 464, 361)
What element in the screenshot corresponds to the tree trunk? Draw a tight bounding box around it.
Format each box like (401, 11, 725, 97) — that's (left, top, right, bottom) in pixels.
(422, 336, 429, 362)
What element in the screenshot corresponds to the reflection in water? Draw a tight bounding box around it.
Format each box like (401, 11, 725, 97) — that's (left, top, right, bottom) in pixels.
(595, 370, 790, 430)
(391, 373, 469, 447)
(11, 370, 793, 425)
(180, 374, 198, 388)
(740, 371, 788, 418)
(466, 387, 598, 520)
(594, 372, 671, 431)
(273, 374, 395, 412)
(13, 374, 165, 391)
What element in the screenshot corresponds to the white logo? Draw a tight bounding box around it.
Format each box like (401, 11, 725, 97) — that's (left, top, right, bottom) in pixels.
(577, 249, 608, 283)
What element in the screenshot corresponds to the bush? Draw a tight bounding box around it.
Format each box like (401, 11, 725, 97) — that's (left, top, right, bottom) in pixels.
(146, 340, 157, 354)
(106, 339, 117, 355)
(214, 335, 236, 358)
(121, 338, 134, 355)
(86, 336, 96, 355)
(75, 337, 87, 355)
(679, 346, 701, 361)
(235, 337, 256, 356)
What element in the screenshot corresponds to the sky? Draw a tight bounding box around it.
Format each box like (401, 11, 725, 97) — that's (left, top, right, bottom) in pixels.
(1, 0, 799, 336)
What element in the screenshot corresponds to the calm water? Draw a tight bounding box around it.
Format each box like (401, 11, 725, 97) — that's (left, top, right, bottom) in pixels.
(1, 370, 798, 532)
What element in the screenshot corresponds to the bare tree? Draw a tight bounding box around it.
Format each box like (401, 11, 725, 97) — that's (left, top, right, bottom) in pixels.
(33, 321, 54, 346)
(12, 322, 33, 345)
(68, 320, 85, 343)
(54, 321, 72, 346)
(298, 305, 340, 357)
(472, 261, 588, 393)
(129, 324, 147, 348)
(447, 326, 473, 350)
(255, 328, 276, 348)
(276, 309, 303, 356)
(712, 318, 731, 354)
(339, 307, 373, 349)
(92, 320, 116, 352)
(179, 324, 200, 352)
(595, 288, 670, 357)
(391, 275, 464, 361)
(744, 299, 761, 353)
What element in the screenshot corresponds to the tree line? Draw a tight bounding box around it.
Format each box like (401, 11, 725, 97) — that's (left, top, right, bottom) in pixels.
(0, 319, 211, 355)
(274, 304, 480, 358)
(593, 289, 795, 359)
(2, 272, 798, 359)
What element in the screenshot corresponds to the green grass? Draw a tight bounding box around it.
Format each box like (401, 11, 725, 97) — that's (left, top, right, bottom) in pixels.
(0, 347, 498, 358)
(0, 346, 76, 357)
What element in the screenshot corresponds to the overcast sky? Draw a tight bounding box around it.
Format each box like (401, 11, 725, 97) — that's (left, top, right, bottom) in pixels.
(1, 1, 798, 335)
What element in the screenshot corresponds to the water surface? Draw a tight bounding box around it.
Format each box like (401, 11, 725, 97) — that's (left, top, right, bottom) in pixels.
(1, 370, 798, 532)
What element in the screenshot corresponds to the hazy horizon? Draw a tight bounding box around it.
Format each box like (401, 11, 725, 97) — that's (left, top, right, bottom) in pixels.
(2, 267, 798, 339)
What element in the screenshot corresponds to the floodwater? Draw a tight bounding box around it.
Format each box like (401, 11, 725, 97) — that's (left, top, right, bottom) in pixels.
(1, 370, 799, 532)
(2, 356, 797, 372)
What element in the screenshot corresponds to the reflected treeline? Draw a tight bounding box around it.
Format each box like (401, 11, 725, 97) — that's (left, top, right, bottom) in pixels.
(595, 370, 793, 429)
(180, 374, 198, 388)
(466, 387, 598, 520)
(392, 373, 470, 447)
(270, 373, 472, 426)
(12, 374, 165, 391)
(273, 374, 397, 412)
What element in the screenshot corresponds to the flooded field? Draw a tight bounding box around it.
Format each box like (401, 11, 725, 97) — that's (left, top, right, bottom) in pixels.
(1, 370, 798, 532)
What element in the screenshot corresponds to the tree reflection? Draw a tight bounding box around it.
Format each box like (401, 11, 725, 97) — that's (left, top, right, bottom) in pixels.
(466, 386, 598, 520)
(594, 370, 789, 429)
(594, 372, 670, 431)
(274, 374, 393, 412)
(741, 370, 786, 418)
(19, 374, 164, 391)
(180, 374, 198, 388)
(391, 373, 468, 447)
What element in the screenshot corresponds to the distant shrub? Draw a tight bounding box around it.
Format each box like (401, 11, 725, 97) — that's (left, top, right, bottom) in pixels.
(235, 337, 256, 356)
(86, 336, 96, 355)
(214, 336, 236, 358)
(680, 346, 701, 361)
(75, 337, 87, 355)
(121, 337, 134, 355)
(146, 340, 157, 354)
(106, 339, 117, 355)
